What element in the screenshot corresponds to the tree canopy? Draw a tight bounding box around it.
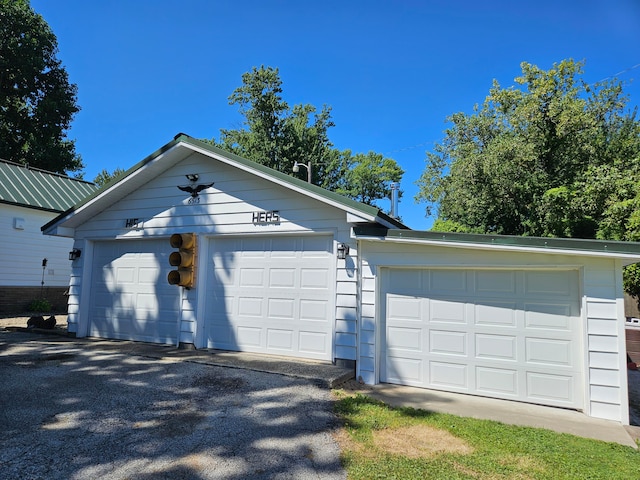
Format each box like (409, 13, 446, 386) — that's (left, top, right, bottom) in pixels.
(416, 59, 640, 295)
(417, 59, 640, 241)
(209, 66, 403, 209)
(0, 0, 82, 174)
(93, 167, 126, 187)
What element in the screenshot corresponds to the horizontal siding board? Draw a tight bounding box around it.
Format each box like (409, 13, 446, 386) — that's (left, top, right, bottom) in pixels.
(589, 368, 620, 387)
(590, 385, 621, 404)
(335, 332, 356, 347)
(590, 401, 622, 421)
(335, 319, 357, 334)
(588, 335, 619, 353)
(336, 281, 357, 295)
(586, 301, 618, 320)
(335, 345, 355, 361)
(335, 306, 357, 322)
(1, 206, 74, 286)
(587, 318, 618, 335)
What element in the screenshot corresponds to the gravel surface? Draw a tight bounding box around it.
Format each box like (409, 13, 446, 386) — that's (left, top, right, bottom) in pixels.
(0, 330, 345, 480)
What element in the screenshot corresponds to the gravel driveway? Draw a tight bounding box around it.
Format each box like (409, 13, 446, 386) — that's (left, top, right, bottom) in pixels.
(0, 330, 346, 480)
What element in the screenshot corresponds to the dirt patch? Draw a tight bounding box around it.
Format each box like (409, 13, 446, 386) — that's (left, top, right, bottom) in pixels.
(372, 424, 473, 458)
(333, 424, 473, 460)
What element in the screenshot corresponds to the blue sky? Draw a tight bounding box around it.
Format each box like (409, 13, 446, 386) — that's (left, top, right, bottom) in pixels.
(31, 0, 640, 229)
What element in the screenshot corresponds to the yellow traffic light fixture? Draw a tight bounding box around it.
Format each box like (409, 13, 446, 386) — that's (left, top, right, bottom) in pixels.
(168, 233, 196, 288)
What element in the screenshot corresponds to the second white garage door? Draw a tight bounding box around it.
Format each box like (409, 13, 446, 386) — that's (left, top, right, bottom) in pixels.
(205, 235, 335, 360)
(381, 268, 583, 409)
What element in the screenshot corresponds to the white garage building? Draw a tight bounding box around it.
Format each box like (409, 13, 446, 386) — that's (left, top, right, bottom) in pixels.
(43, 134, 640, 425)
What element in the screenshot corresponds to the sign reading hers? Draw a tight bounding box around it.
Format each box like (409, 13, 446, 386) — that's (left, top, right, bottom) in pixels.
(252, 210, 280, 224)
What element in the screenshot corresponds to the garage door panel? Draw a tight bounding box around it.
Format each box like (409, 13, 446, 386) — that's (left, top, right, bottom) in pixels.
(388, 326, 422, 351)
(525, 338, 573, 366)
(430, 330, 467, 355)
(475, 334, 517, 361)
(301, 268, 329, 289)
(431, 270, 466, 292)
(301, 236, 331, 255)
(387, 295, 422, 321)
(240, 268, 264, 287)
(386, 356, 423, 384)
(527, 372, 574, 403)
(238, 326, 262, 347)
(382, 268, 583, 409)
(525, 271, 572, 296)
(430, 361, 468, 389)
(525, 303, 572, 329)
(270, 268, 296, 287)
(205, 235, 334, 360)
(268, 298, 295, 319)
(388, 269, 425, 291)
(89, 240, 180, 344)
(476, 367, 518, 395)
(475, 302, 517, 326)
(431, 299, 466, 324)
(266, 328, 293, 351)
(300, 300, 328, 321)
(475, 270, 517, 293)
(299, 331, 328, 355)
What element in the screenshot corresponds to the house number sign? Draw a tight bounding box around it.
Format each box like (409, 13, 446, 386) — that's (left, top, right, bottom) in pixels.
(252, 210, 280, 224)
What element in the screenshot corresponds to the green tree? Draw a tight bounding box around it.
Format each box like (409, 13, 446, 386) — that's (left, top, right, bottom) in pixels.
(93, 167, 126, 187)
(328, 151, 404, 205)
(417, 59, 640, 238)
(210, 66, 404, 208)
(416, 59, 640, 294)
(0, 0, 82, 174)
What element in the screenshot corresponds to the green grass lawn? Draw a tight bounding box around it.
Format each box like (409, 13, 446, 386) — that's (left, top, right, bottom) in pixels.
(332, 391, 640, 480)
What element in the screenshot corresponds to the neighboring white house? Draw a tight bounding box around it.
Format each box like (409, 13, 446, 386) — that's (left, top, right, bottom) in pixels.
(42, 134, 640, 425)
(0, 159, 98, 314)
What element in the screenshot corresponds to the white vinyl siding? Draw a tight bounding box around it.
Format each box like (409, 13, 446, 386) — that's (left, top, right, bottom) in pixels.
(0, 204, 73, 287)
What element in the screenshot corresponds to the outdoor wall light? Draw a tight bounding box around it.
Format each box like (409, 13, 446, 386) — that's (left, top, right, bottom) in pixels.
(69, 248, 82, 261)
(185, 173, 199, 182)
(337, 243, 350, 260)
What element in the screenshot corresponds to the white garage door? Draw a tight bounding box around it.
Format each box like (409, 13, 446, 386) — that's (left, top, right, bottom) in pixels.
(381, 268, 583, 409)
(89, 240, 180, 344)
(205, 235, 334, 360)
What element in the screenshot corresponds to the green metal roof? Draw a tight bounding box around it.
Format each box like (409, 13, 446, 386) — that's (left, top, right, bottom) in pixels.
(0, 159, 98, 212)
(354, 227, 640, 256)
(43, 133, 408, 231)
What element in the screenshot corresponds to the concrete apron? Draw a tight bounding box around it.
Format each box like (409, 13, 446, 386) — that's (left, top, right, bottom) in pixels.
(355, 383, 638, 448)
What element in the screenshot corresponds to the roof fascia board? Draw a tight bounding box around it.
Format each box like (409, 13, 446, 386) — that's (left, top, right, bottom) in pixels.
(355, 229, 640, 261)
(44, 225, 75, 238)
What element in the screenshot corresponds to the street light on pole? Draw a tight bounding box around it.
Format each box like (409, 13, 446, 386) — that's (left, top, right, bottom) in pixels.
(292, 161, 312, 183)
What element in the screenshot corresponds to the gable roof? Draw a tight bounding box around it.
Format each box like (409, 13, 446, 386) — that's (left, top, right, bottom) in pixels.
(42, 134, 409, 235)
(0, 159, 98, 213)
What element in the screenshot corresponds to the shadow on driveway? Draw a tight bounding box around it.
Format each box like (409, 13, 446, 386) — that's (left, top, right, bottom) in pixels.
(0, 331, 346, 479)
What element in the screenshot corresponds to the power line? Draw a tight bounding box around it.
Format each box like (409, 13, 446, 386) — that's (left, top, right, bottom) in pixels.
(597, 62, 640, 84)
(383, 62, 640, 158)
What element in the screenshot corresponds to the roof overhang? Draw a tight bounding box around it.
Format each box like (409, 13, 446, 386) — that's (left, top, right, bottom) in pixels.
(354, 227, 640, 264)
